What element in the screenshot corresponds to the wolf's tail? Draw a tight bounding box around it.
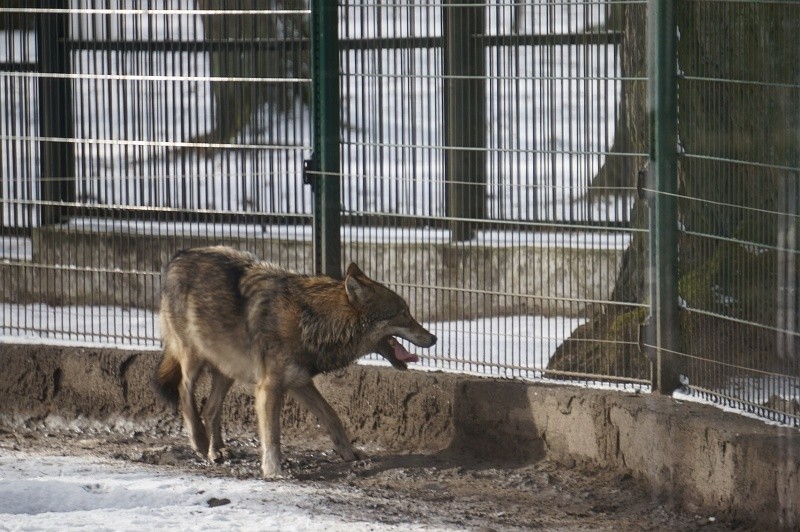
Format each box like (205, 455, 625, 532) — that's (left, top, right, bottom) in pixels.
(154, 293, 182, 408)
(153, 350, 181, 408)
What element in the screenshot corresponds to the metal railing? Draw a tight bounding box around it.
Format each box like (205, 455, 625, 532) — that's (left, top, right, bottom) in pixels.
(1, 0, 798, 428)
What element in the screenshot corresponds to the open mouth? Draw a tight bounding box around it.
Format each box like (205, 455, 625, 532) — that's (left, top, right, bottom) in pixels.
(387, 337, 419, 363)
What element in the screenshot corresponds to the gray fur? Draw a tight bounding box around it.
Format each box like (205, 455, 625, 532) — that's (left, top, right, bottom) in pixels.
(155, 246, 436, 478)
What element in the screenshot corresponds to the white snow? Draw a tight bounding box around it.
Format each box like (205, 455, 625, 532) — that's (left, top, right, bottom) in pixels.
(0, 303, 158, 348)
(673, 384, 800, 428)
(0, 302, 585, 381)
(0, 452, 454, 531)
(0, 236, 32, 261)
(406, 314, 588, 379)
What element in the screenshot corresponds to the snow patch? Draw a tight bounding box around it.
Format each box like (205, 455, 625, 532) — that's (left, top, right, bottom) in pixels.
(0, 453, 450, 531)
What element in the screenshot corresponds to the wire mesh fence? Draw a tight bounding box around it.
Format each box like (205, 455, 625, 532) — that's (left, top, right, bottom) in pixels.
(1, 1, 798, 426)
(338, 0, 632, 225)
(1, 0, 314, 345)
(667, 0, 800, 425)
(338, 0, 644, 383)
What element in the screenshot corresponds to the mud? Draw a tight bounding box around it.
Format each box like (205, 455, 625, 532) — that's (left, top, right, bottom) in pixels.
(1, 418, 735, 531)
(1, 344, 797, 529)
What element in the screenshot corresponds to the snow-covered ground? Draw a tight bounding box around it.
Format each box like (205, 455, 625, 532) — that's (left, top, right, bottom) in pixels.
(0, 452, 452, 532)
(0, 301, 586, 382)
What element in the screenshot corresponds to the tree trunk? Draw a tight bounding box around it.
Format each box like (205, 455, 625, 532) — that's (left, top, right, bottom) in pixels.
(547, 2, 649, 383)
(187, 0, 309, 154)
(587, 3, 636, 200)
(550, 2, 800, 394)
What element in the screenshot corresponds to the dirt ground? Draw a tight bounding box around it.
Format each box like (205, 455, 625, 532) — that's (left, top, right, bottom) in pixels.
(0, 416, 744, 531)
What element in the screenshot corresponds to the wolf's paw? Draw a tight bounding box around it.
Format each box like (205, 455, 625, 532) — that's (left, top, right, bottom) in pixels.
(190, 438, 209, 457)
(261, 454, 284, 480)
(208, 447, 231, 464)
(261, 467, 286, 480)
(192, 447, 210, 462)
(339, 447, 368, 462)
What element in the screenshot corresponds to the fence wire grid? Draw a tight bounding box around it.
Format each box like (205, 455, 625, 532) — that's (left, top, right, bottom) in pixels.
(1, 0, 798, 428)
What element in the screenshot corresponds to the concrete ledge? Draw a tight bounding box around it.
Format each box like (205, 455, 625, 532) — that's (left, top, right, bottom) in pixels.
(453, 380, 800, 529)
(0, 223, 625, 320)
(1, 343, 797, 529)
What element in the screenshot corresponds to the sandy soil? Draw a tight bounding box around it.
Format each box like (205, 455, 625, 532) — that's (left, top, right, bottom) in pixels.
(0, 417, 745, 531)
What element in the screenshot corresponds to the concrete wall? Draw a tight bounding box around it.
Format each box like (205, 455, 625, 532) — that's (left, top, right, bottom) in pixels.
(1, 343, 797, 529)
(454, 379, 800, 529)
(0, 225, 624, 320)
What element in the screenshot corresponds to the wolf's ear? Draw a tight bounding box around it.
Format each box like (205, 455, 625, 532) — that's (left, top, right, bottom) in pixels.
(345, 262, 365, 279)
(345, 263, 372, 307)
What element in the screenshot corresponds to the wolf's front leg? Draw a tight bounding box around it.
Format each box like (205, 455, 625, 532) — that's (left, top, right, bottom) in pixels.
(255, 378, 285, 478)
(289, 381, 365, 462)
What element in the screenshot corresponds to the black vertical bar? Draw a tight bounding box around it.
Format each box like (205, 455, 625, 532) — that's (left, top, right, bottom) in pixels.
(444, 0, 485, 242)
(309, 0, 342, 278)
(37, 0, 75, 226)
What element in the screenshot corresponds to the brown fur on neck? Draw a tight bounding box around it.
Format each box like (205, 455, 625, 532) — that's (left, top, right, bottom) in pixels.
(295, 277, 370, 370)
(241, 266, 373, 375)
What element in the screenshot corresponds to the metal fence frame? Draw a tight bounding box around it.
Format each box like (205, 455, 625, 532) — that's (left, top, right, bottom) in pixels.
(1, 0, 798, 428)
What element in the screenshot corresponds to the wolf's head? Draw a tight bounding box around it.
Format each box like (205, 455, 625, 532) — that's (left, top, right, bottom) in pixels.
(344, 263, 437, 370)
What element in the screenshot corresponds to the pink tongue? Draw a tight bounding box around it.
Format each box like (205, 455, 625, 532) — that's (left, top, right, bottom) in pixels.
(393, 339, 419, 363)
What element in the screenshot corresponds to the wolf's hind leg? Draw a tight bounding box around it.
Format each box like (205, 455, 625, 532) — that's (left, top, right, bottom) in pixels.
(289, 381, 364, 462)
(202, 368, 234, 463)
(255, 376, 285, 478)
(178, 355, 209, 458)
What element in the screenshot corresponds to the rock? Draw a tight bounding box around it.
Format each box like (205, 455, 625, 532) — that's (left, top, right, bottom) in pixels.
(207, 497, 231, 508)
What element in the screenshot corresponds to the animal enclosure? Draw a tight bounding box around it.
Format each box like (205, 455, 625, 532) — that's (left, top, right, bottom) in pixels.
(1, 0, 798, 428)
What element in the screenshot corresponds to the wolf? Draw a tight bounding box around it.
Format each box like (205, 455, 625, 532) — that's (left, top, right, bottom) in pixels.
(154, 246, 436, 478)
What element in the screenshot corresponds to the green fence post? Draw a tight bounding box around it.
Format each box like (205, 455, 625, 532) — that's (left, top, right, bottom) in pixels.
(308, 0, 341, 278)
(648, 0, 681, 393)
